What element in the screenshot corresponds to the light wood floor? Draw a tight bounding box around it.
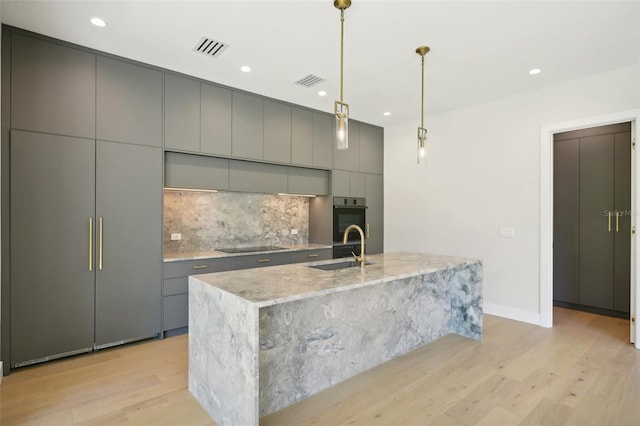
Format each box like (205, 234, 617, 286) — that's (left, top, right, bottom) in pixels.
(1, 307, 638, 425)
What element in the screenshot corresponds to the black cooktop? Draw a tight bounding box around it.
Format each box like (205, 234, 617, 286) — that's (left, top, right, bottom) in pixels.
(216, 246, 286, 254)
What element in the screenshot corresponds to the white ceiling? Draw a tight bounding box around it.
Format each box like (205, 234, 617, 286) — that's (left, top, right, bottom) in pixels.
(2, 0, 639, 127)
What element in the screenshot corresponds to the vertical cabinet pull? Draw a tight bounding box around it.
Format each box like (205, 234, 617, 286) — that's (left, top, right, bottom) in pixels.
(616, 211, 620, 233)
(98, 217, 104, 270)
(88, 217, 93, 271)
(366, 223, 370, 239)
(608, 211, 612, 232)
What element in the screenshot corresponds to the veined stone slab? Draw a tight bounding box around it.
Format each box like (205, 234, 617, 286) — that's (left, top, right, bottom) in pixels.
(189, 252, 482, 425)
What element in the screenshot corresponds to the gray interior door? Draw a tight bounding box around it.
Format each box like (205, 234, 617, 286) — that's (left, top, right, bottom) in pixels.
(10, 130, 95, 365)
(94, 141, 162, 346)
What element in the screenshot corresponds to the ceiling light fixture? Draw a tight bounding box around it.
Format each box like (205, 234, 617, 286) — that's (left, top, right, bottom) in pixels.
(241, 65, 251, 73)
(90, 17, 107, 27)
(529, 68, 541, 75)
(416, 46, 430, 165)
(318, 90, 327, 97)
(383, 112, 391, 116)
(334, 0, 351, 151)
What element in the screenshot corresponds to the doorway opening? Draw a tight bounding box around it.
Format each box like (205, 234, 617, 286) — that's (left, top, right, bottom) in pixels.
(553, 123, 631, 319)
(539, 109, 640, 348)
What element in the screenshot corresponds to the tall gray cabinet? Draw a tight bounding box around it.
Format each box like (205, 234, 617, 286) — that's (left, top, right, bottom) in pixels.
(553, 123, 631, 316)
(4, 29, 163, 369)
(10, 131, 162, 366)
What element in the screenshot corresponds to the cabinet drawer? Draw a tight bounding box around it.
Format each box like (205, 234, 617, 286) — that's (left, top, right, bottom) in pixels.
(163, 294, 188, 331)
(163, 277, 187, 296)
(163, 257, 232, 279)
(230, 252, 290, 270)
(290, 249, 332, 264)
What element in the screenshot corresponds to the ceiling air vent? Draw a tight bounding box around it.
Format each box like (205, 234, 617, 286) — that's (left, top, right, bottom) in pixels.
(193, 36, 228, 58)
(295, 74, 325, 88)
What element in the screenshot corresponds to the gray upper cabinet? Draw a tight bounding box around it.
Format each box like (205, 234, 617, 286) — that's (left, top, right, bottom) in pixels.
(164, 74, 200, 152)
(264, 100, 292, 164)
(97, 56, 163, 147)
(332, 170, 365, 198)
(165, 152, 229, 191)
(365, 173, 384, 254)
(291, 107, 313, 167)
(11, 33, 96, 139)
(312, 112, 333, 169)
(333, 120, 360, 171)
(359, 124, 383, 175)
(288, 167, 329, 196)
(232, 92, 264, 160)
(229, 160, 287, 193)
(201, 83, 232, 156)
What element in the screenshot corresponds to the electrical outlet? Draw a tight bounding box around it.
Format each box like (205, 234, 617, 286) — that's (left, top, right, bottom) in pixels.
(291, 229, 298, 235)
(171, 233, 182, 241)
(499, 227, 515, 239)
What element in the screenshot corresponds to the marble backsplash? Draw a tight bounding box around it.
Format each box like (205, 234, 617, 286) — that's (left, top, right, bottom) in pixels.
(164, 190, 309, 253)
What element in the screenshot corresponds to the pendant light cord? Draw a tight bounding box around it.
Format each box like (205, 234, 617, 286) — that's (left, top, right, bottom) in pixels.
(421, 55, 424, 129)
(340, 9, 345, 104)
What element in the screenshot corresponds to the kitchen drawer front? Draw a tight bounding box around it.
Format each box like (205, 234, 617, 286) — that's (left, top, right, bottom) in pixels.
(230, 252, 290, 270)
(290, 248, 332, 264)
(163, 294, 188, 331)
(163, 277, 188, 296)
(163, 257, 232, 279)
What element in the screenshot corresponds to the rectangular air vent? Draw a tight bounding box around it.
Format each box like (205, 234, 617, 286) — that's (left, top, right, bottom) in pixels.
(193, 36, 228, 58)
(295, 74, 325, 88)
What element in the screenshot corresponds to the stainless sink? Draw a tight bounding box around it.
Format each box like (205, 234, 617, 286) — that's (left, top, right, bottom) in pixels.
(309, 260, 373, 271)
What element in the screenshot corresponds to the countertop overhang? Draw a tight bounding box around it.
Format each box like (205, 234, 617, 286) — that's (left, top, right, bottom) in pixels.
(164, 242, 332, 262)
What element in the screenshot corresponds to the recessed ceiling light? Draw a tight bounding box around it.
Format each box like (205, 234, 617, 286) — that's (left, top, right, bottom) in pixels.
(383, 112, 391, 116)
(318, 90, 327, 97)
(90, 17, 107, 27)
(241, 65, 251, 73)
(529, 68, 541, 75)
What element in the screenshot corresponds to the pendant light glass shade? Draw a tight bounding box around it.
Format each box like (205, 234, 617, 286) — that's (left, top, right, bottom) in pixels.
(417, 127, 427, 164)
(416, 46, 430, 164)
(334, 0, 351, 151)
(335, 101, 349, 150)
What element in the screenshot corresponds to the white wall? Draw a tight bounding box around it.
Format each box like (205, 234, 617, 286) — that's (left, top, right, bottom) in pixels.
(384, 64, 640, 325)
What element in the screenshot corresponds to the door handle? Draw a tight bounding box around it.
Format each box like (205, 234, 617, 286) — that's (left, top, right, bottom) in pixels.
(608, 211, 612, 232)
(616, 211, 620, 232)
(98, 217, 103, 270)
(88, 217, 93, 271)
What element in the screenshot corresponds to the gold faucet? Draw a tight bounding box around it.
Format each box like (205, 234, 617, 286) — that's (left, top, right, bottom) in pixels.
(342, 224, 366, 268)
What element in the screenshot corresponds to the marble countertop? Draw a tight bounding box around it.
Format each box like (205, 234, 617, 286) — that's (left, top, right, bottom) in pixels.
(190, 251, 481, 307)
(164, 243, 332, 262)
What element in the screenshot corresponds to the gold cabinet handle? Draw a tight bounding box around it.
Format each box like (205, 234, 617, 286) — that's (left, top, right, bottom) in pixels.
(308, 253, 319, 258)
(366, 223, 370, 239)
(89, 217, 93, 271)
(98, 217, 103, 270)
(258, 258, 271, 263)
(193, 265, 209, 270)
(608, 211, 612, 232)
(616, 211, 620, 232)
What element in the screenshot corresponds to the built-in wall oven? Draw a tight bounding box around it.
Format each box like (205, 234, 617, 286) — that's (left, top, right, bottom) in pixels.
(332, 197, 366, 258)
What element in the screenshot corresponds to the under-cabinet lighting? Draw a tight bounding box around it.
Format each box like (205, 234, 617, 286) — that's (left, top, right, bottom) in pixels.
(277, 193, 317, 198)
(164, 188, 219, 193)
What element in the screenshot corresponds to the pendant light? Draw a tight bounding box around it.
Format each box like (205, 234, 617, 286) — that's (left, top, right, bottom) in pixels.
(416, 46, 430, 164)
(334, 0, 351, 150)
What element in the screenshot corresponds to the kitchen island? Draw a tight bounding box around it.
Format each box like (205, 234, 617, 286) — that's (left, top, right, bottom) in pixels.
(188, 251, 482, 426)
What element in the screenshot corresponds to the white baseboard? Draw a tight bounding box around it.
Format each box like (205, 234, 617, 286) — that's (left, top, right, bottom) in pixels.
(484, 302, 542, 326)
